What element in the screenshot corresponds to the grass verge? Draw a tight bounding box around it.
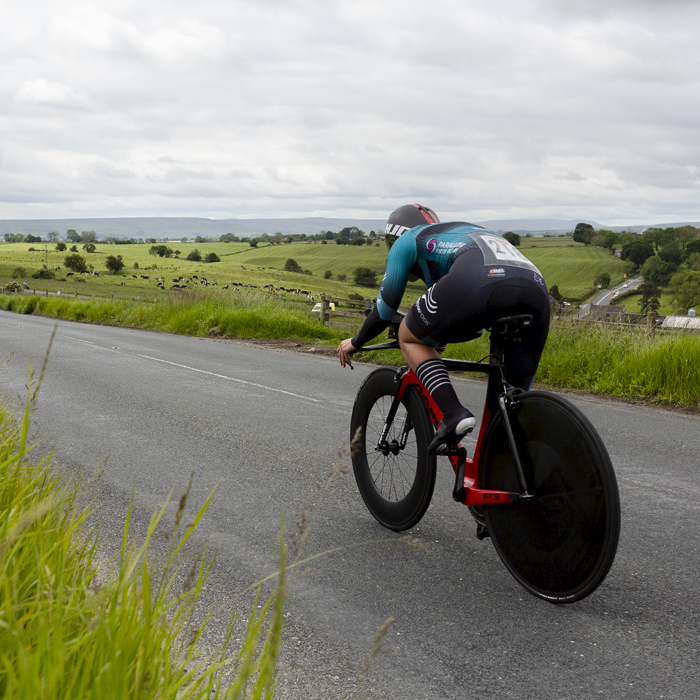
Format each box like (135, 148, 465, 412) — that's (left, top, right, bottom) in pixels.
(0, 289, 344, 343)
(0, 355, 286, 699)
(362, 321, 700, 409)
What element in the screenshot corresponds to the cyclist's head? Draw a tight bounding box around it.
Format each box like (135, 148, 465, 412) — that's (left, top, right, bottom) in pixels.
(384, 204, 440, 250)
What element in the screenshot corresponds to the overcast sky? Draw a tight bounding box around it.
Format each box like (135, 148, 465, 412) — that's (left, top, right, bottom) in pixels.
(1, 0, 699, 225)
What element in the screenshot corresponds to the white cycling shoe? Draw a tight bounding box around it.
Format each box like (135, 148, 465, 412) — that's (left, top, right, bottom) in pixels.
(427, 413, 476, 454)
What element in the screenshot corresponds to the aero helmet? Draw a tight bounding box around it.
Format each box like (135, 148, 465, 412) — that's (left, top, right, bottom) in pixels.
(384, 204, 440, 250)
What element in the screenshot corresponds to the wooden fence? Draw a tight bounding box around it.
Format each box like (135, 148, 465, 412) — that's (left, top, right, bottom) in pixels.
(319, 294, 371, 328)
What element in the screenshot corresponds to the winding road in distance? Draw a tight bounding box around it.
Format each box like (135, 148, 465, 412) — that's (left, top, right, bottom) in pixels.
(1, 310, 698, 700)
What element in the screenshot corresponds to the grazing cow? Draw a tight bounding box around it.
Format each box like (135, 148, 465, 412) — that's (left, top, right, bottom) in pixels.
(223, 285, 229, 289)
(141, 275, 149, 279)
(67, 272, 74, 277)
(132, 275, 138, 279)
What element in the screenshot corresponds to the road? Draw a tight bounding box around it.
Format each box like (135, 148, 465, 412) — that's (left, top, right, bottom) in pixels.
(577, 275, 643, 319)
(1, 310, 699, 699)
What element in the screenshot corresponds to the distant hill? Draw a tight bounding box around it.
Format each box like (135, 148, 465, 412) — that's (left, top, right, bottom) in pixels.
(1, 216, 698, 240)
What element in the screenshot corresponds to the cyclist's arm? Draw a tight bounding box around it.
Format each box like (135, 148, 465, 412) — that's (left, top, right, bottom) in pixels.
(351, 235, 417, 347)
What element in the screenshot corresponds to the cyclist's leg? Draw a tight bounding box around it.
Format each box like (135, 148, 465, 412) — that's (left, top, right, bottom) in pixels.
(401, 250, 489, 442)
(483, 278, 550, 417)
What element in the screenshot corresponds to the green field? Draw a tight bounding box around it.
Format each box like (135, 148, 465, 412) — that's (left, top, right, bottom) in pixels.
(0, 236, 629, 306)
(611, 292, 679, 316)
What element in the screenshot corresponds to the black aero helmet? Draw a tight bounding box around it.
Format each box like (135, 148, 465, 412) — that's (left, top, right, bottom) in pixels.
(385, 204, 440, 250)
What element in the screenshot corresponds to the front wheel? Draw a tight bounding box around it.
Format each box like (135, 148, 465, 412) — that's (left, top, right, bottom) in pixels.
(351, 368, 436, 531)
(479, 391, 620, 603)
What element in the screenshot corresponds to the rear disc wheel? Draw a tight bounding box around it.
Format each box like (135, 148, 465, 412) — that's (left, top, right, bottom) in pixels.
(479, 391, 620, 603)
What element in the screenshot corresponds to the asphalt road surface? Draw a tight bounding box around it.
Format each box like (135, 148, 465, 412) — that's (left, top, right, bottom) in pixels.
(1, 310, 699, 699)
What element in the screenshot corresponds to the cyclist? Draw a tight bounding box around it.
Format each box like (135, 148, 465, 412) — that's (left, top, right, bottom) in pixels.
(337, 204, 550, 451)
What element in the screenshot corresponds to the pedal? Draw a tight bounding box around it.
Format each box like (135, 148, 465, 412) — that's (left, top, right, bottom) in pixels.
(476, 523, 490, 540)
(469, 506, 490, 540)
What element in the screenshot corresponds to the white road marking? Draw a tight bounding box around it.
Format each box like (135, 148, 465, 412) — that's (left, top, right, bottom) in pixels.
(138, 354, 321, 403)
(62, 335, 100, 347)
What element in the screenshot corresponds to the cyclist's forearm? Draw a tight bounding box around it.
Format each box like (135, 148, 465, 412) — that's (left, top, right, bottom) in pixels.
(351, 307, 391, 347)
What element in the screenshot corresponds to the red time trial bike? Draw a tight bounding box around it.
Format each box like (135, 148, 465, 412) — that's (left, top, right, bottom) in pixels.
(349, 309, 620, 603)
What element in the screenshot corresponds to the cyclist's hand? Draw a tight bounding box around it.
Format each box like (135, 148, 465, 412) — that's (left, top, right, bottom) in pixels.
(337, 338, 357, 368)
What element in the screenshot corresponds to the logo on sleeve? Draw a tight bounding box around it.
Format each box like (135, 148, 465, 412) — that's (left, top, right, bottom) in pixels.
(534, 273, 545, 286)
(426, 239, 438, 253)
(488, 268, 506, 277)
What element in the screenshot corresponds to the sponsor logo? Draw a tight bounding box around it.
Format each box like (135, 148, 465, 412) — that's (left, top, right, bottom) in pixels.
(426, 238, 438, 253)
(488, 268, 506, 276)
(424, 286, 438, 314)
(534, 273, 545, 286)
(415, 300, 431, 326)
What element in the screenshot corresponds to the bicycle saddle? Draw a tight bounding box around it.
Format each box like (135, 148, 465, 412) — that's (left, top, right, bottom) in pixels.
(490, 315, 533, 342)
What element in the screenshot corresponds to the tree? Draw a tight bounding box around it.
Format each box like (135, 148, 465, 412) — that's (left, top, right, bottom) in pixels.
(55, 242, 67, 251)
(105, 255, 125, 274)
(503, 232, 521, 247)
(70, 245, 78, 252)
(149, 245, 174, 257)
(284, 258, 303, 273)
(636, 282, 662, 314)
(549, 285, 562, 301)
(11, 267, 27, 278)
(669, 269, 700, 312)
(204, 252, 220, 263)
(573, 223, 595, 245)
(47, 231, 59, 242)
(684, 239, 700, 260)
(620, 240, 654, 269)
(594, 272, 611, 288)
(81, 231, 97, 243)
(640, 255, 676, 286)
(26, 234, 42, 243)
(82, 243, 96, 253)
(673, 225, 699, 250)
(596, 230, 619, 250)
(186, 249, 202, 261)
(337, 273, 347, 281)
(66, 229, 81, 243)
(658, 242, 683, 267)
(64, 253, 88, 273)
(249, 240, 258, 248)
(324, 270, 332, 279)
(353, 267, 377, 287)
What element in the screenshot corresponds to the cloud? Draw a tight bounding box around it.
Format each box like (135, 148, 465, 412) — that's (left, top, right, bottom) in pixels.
(0, 0, 698, 225)
(14, 79, 99, 110)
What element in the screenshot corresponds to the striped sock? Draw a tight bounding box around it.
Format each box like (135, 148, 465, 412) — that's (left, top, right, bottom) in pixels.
(415, 359, 472, 430)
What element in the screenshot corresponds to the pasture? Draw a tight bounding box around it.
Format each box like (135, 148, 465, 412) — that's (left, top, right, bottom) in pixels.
(0, 235, 629, 304)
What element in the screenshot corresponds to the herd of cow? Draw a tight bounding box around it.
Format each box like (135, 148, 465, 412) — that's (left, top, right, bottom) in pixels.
(51, 267, 316, 299)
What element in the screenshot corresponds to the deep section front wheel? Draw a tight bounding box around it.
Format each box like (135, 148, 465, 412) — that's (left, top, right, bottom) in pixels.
(351, 368, 436, 531)
(479, 391, 620, 603)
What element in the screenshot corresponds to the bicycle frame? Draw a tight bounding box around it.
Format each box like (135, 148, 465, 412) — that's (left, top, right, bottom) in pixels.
(361, 341, 524, 507)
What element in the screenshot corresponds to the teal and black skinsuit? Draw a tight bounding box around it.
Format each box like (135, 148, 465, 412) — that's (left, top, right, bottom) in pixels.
(352, 221, 551, 389)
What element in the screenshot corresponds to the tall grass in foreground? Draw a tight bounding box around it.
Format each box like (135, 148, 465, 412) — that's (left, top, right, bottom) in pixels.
(0, 367, 286, 699)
